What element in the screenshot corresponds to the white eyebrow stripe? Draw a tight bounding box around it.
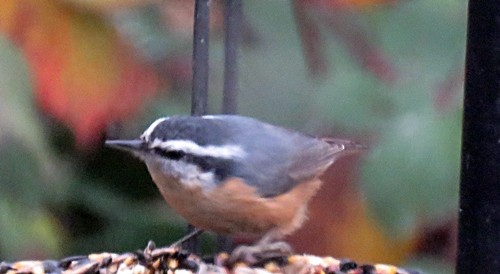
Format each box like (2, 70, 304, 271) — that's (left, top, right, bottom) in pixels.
(202, 115, 221, 119)
(141, 117, 168, 141)
(150, 139, 247, 159)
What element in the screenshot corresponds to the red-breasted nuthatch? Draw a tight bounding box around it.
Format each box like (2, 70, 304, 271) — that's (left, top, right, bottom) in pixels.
(105, 115, 363, 250)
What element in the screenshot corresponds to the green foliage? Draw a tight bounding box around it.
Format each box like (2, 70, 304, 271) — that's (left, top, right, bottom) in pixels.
(0, 37, 65, 260)
(362, 108, 461, 237)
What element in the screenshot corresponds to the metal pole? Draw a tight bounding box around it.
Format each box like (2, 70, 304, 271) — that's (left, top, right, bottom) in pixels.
(187, 0, 211, 252)
(191, 0, 210, 116)
(456, 1, 500, 272)
(216, 0, 243, 252)
(222, 0, 242, 114)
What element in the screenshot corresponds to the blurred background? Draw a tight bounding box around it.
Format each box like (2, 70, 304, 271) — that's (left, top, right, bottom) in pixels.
(0, 0, 466, 273)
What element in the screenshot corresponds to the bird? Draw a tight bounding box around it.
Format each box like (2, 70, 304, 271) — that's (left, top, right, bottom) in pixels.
(105, 115, 364, 260)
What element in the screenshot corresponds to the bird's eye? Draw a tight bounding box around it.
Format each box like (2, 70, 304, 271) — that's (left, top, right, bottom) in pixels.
(153, 148, 185, 160)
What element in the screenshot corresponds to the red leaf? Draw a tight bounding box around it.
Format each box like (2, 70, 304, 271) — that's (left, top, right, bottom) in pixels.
(0, 0, 158, 148)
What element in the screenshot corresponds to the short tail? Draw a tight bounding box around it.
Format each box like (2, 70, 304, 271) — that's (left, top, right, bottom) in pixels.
(322, 138, 368, 155)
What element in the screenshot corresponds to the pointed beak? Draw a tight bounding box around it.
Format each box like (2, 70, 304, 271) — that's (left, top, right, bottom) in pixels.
(105, 139, 146, 152)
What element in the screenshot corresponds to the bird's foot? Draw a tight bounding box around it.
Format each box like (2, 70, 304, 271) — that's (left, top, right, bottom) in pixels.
(229, 241, 293, 266)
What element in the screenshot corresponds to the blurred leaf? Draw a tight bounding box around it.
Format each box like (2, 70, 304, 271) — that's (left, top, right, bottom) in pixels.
(292, 1, 328, 78)
(406, 256, 454, 274)
(0, 0, 158, 148)
(289, 158, 416, 264)
(361, 108, 461, 238)
(293, 0, 398, 81)
(304, 0, 400, 9)
(61, 0, 157, 13)
(0, 37, 67, 259)
(434, 64, 464, 113)
(160, 0, 223, 37)
(0, 36, 67, 196)
(0, 200, 62, 260)
(63, 178, 188, 254)
(0, 142, 46, 208)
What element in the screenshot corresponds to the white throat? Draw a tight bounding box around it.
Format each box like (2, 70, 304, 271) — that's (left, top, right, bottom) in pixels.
(144, 156, 217, 191)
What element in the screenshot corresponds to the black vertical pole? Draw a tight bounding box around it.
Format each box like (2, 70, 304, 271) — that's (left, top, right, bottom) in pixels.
(222, 0, 242, 114)
(216, 0, 242, 252)
(191, 0, 210, 116)
(187, 0, 211, 253)
(456, 1, 500, 273)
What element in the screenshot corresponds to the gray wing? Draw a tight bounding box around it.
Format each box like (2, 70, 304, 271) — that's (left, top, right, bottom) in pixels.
(288, 138, 366, 181)
(220, 116, 364, 197)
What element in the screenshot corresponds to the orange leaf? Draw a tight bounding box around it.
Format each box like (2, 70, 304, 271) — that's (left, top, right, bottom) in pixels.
(288, 156, 415, 264)
(161, 0, 223, 36)
(60, 0, 158, 13)
(0, 0, 158, 148)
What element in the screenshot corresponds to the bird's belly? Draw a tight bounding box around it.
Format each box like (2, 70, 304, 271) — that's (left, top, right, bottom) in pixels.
(148, 169, 322, 236)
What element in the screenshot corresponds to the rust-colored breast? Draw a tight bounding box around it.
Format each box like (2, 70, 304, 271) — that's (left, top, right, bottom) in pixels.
(147, 165, 322, 237)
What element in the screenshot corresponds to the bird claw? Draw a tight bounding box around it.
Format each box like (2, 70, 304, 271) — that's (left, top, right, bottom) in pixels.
(229, 241, 293, 265)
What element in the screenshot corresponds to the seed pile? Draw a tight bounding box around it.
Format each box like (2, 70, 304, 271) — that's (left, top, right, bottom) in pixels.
(0, 242, 420, 274)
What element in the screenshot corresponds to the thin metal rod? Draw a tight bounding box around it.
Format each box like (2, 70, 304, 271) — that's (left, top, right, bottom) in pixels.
(456, 1, 500, 273)
(222, 0, 242, 114)
(187, 0, 211, 252)
(191, 0, 210, 116)
(217, 0, 242, 250)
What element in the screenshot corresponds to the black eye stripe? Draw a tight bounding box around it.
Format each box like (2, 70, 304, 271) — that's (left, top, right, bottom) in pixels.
(151, 147, 233, 181)
(153, 148, 185, 160)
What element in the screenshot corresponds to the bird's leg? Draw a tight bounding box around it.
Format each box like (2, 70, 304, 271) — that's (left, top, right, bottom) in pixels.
(229, 230, 293, 265)
(169, 228, 204, 249)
